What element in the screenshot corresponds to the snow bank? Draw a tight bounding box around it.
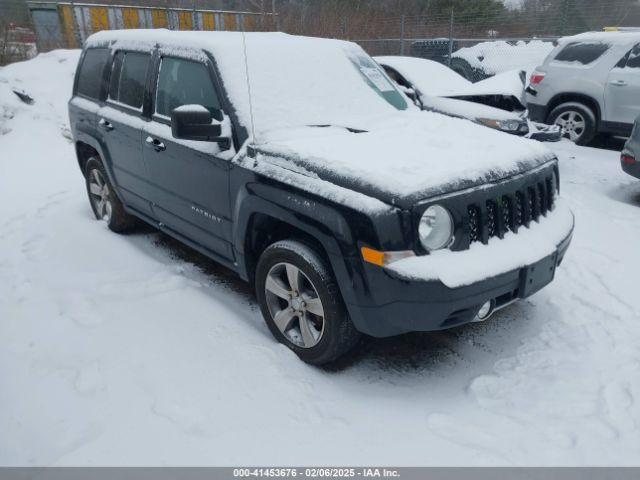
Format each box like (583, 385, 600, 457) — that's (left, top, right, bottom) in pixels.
(0, 50, 79, 136)
(388, 199, 574, 287)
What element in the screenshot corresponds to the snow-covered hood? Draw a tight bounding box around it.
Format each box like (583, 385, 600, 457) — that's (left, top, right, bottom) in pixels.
(420, 94, 523, 122)
(374, 56, 525, 107)
(249, 112, 556, 209)
(440, 70, 525, 101)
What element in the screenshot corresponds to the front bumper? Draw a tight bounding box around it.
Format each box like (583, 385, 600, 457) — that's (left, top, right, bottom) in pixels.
(527, 102, 548, 123)
(345, 202, 574, 338)
(527, 122, 562, 142)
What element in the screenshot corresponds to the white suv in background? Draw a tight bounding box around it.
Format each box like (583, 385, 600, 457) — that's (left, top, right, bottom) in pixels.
(526, 30, 640, 145)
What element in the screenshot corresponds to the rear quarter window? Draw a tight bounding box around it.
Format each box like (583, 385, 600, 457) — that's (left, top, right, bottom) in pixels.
(76, 48, 110, 100)
(554, 42, 610, 65)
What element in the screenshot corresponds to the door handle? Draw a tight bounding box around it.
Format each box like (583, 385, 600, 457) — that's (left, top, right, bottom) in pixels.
(98, 118, 114, 130)
(145, 136, 166, 152)
(611, 80, 627, 86)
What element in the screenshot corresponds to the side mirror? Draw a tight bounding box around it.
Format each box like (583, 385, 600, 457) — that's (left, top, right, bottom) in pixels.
(171, 105, 226, 143)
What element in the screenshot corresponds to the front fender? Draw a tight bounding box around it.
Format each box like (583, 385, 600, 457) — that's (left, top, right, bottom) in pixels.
(230, 178, 388, 318)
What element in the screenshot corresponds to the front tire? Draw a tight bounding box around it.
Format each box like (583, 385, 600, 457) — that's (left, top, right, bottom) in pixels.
(85, 157, 137, 233)
(547, 102, 597, 145)
(255, 240, 361, 365)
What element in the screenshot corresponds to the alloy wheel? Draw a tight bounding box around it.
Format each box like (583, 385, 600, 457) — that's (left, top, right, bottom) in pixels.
(88, 169, 113, 222)
(554, 111, 586, 142)
(264, 262, 325, 348)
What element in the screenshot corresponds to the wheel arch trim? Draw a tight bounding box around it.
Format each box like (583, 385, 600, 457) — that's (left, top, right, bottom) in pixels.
(74, 132, 124, 204)
(547, 93, 602, 125)
(231, 183, 364, 312)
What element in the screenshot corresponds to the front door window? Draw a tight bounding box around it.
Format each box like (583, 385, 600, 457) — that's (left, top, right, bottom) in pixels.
(155, 57, 221, 118)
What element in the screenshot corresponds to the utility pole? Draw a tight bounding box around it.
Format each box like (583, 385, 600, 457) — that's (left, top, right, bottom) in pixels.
(447, 8, 454, 67)
(400, 15, 406, 55)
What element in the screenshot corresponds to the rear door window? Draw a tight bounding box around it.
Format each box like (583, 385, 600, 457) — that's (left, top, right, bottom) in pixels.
(625, 44, 640, 68)
(108, 51, 151, 109)
(76, 48, 109, 100)
(154, 57, 221, 118)
(554, 42, 610, 65)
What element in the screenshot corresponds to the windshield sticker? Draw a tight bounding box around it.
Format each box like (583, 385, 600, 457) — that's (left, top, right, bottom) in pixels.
(360, 67, 395, 92)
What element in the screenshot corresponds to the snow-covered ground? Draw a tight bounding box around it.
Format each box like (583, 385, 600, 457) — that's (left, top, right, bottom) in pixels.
(1, 51, 640, 466)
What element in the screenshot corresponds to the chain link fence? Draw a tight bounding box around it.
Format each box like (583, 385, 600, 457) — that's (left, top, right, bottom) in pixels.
(2, 0, 639, 80)
(358, 34, 559, 82)
(347, 1, 638, 82)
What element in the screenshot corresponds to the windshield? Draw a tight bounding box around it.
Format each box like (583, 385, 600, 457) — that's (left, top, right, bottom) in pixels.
(345, 51, 408, 111)
(210, 33, 413, 138)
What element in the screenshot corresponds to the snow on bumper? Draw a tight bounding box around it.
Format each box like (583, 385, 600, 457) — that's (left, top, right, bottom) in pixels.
(386, 198, 574, 288)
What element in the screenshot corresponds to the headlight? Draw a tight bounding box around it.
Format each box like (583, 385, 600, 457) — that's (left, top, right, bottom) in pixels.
(478, 118, 527, 133)
(419, 205, 454, 251)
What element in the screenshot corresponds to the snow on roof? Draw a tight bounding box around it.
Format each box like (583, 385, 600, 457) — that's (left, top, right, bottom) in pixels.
(87, 30, 408, 140)
(558, 30, 640, 46)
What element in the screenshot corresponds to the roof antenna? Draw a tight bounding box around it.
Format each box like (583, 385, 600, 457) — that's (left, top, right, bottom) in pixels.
(241, 27, 257, 150)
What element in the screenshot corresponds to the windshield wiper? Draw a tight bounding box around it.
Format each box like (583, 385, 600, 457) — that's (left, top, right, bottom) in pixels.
(308, 124, 368, 133)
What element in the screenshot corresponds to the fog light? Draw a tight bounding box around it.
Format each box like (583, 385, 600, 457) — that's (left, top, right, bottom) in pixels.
(476, 300, 494, 321)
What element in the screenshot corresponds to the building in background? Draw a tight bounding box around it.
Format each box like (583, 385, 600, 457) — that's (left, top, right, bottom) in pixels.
(25, 0, 277, 52)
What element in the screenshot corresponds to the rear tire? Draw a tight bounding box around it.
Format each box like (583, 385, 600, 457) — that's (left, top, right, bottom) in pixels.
(255, 240, 361, 365)
(85, 157, 137, 233)
(547, 102, 597, 145)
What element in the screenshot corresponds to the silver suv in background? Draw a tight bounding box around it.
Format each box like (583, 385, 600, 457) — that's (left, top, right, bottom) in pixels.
(526, 30, 640, 145)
